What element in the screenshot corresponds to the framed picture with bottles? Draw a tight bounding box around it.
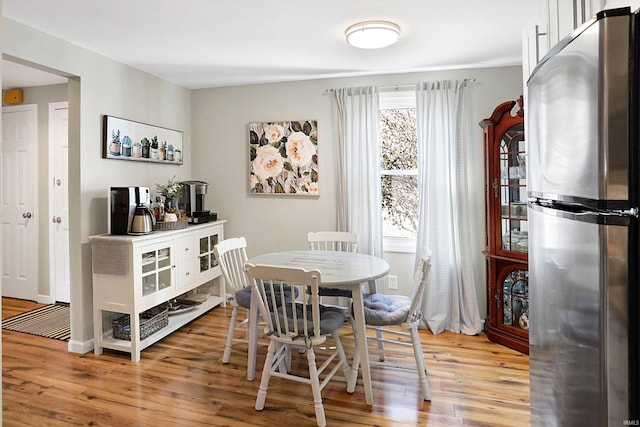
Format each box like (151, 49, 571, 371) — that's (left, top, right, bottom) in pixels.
(103, 115, 184, 165)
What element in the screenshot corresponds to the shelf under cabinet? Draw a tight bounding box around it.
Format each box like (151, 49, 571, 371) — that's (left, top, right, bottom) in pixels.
(98, 295, 223, 356)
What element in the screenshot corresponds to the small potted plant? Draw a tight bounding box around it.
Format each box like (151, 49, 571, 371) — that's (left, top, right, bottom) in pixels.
(150, 136, 159, 159)
(121, 135, 132, 157)
(110, 130, 121, 156)
(132, 140, 142, 158)
(155, 176, 182, 213)
(141, 137, 151, 158)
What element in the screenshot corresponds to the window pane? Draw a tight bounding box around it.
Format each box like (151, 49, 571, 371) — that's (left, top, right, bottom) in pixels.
(380, 108, 417, 170)
(382, 174, 418, 238)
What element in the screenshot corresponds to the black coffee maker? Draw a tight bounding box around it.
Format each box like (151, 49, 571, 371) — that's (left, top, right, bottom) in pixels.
(180, 180, 216, 224)
(109, 187, 152, 234)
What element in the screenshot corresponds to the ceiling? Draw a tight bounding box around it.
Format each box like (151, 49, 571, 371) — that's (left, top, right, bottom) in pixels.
(2, 0, 540, 90)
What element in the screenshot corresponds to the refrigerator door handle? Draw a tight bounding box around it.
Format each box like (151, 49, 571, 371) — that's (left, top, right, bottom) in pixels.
(529, 198, 639, 218)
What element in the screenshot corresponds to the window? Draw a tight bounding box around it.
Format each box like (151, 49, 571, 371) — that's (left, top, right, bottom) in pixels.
(380, 90, 417, 252)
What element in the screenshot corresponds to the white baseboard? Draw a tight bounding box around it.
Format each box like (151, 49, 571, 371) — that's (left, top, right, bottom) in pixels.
(68, 338, 93, 354)
(36, 294, 55, 305)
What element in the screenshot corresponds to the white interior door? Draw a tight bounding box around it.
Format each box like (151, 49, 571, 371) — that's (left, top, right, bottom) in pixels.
(49, 102, 70, 303)
(2, 104, 38, 300)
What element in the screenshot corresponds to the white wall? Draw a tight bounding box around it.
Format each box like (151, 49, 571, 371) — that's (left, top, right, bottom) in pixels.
(191, 66, 524, 320)
(606, 0, 640, 8)
(3, 18, 192, 351)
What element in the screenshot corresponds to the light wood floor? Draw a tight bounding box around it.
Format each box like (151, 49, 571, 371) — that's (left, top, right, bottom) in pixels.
(2, 298, 530, 426)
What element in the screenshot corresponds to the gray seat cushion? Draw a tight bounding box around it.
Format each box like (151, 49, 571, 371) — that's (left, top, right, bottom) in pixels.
(234, 286, 253, 308)
(271, 304, 346, 336)
(362, 293, 411, 326)
(235, 285, 298, 309)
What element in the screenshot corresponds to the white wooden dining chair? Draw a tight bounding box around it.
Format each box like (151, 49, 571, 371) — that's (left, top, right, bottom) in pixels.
(307, 231, 357, 301)
(307, 231, 358, 253)
(213, 237, 255, 364)
(245, 263, 351, 427)
(361, 252, 433, 401)
(307, 231, 382, 353)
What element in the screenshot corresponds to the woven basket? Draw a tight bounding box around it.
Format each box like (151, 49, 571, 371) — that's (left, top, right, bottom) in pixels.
(154, 219, 188, 231)
(112, 303, 169, 341)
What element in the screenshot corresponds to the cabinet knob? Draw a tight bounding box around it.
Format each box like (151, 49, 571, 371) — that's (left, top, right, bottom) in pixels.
(492, 178, 499, 197)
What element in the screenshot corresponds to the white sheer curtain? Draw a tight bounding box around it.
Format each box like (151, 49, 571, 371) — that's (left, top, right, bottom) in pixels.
(415, 80, 482, 335)
(333, 86, 383, 258)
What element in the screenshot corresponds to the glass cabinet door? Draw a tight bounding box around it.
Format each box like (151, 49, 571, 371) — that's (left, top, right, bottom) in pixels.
(140, 244, 173, 297)
(498, 123, 528, 254)
(500, 268, 529, 332)
(198, 232, 220, 273)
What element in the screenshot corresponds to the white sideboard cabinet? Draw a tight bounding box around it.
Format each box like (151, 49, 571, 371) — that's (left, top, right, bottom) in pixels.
(90, 220, 226, 361)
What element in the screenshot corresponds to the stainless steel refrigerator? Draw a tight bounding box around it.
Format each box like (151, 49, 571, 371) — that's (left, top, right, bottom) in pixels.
(527, 7, 639, 426)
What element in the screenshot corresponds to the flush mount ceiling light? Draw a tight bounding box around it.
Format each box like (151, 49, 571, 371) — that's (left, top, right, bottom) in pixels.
(345, 20, 401, 49)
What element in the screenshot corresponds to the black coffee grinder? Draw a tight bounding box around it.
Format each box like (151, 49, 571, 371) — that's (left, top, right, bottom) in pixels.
(180, 180, 217, 224)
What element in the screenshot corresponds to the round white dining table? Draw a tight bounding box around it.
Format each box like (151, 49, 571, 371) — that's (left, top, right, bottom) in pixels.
(245, 250, 390, 405)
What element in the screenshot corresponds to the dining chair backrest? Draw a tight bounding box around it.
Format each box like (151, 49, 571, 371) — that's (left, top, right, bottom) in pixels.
(214, 237, 250, 294)
(245, 263, 326, 344)
(406, 251, 433, 325)
(308, 231, 357, 253)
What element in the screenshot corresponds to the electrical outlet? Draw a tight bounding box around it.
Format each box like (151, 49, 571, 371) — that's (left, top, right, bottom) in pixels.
(388, 275, 398, 290)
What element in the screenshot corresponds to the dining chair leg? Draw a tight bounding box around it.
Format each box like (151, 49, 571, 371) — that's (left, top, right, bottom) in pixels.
(374, 326, 385, 361)
(305, 347, 327, 427)
(332, 331, 351, 381)
(222, 305, 239, 364)
(255, 340, 277, 410)
(347, 341, 360, 394)
(410, 326, 431, 401)
(284, 346, 292, 372)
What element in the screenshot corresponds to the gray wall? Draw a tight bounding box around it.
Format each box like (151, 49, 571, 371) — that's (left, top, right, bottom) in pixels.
(191, 66, 524, 319)
(3, 18, 192, 352)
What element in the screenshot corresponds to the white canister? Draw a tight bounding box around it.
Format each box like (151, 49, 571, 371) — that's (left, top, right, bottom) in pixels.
(163, 213, 178, 222)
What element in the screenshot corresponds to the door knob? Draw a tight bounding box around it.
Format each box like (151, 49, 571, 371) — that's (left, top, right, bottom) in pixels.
(22, 212, 32, 219)
(52, 216, 62, 224)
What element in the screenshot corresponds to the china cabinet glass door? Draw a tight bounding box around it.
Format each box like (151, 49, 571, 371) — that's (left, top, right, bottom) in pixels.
(498, 124, 528, 255)
(500, 267, 529, 332)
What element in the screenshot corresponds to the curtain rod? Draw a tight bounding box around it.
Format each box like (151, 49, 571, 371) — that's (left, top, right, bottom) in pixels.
(323, 78, 476, 94)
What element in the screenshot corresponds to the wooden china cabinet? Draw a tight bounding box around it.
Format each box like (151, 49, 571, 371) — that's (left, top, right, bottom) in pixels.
(479, 96, 529, 354)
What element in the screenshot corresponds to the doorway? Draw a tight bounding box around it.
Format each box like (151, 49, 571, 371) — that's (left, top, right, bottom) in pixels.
(49, 102, 70, 303)
(2, 59, 69, 304)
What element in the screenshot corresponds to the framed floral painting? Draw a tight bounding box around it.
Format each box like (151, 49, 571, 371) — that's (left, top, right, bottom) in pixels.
(249, 120, 318, 195)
